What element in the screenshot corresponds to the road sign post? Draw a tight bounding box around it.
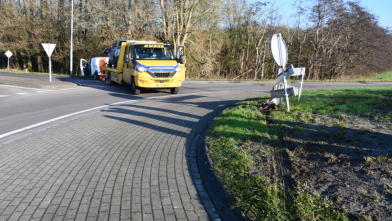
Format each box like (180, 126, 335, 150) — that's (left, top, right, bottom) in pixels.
(41, 43, 56, 82)
(268, 33, 306, 112)
(5, 50, 13, 71)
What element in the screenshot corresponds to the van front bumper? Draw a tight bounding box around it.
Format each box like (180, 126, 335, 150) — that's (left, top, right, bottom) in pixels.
(135, 73, 182, 88)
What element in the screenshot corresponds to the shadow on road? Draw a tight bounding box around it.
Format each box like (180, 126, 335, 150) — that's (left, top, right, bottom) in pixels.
(100, 94, 244, 219)
(101, 92, 392, 219)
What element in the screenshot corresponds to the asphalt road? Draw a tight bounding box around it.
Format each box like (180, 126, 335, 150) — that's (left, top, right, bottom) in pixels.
(0, 72, 392, 221)
(1, 72, 391, 138)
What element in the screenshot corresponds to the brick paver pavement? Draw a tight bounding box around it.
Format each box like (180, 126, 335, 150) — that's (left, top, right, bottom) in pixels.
(0, 91, 263, 221)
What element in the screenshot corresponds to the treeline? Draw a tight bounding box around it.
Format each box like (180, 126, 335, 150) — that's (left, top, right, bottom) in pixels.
(0, 0, 391, 80)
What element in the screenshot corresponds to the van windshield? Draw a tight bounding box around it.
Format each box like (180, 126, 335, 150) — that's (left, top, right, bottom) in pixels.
(134, 45, 175, 60)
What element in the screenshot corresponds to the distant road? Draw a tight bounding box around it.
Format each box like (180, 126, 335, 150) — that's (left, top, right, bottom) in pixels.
(1, 72, 391, 139)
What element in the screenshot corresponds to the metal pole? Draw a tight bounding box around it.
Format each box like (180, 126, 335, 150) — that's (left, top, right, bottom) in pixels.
(277, 33, 289, 111)
(7, 57, 9, 71)
(298, 72, 304, 101)
(49, 57, 52, 82)
(283, 73, 290, 112)
(70, 0, 74, 76)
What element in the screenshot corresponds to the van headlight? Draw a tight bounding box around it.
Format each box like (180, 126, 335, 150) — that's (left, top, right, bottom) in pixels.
(175, 67, 180, 72)
(136, 65, 147, 73)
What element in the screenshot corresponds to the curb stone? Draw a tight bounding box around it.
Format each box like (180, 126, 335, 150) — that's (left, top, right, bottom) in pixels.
(196, 106, 248, 221)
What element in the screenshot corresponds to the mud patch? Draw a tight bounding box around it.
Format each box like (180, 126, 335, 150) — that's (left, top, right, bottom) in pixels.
(246, 108, 295, 187)
(280, 112, 392, 220)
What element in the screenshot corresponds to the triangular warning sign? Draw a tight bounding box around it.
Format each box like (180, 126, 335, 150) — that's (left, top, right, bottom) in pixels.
(41, 43, 56, 57)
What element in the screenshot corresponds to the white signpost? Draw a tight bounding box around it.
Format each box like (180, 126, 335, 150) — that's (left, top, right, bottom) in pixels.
(41, 43, 56, 82)
(5, 50, 13, 71)
(269, 33, 306, 112)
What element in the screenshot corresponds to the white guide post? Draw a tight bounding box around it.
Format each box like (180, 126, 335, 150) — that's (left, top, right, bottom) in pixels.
(5, 50, 13, 71)
(298, 72, 305, 101)
(70, 0, 74, 76)
(41, 43, 56, 82)
(282, 71, 290, 111)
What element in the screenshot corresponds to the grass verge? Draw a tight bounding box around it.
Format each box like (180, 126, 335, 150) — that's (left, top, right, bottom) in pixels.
(189, 71, 392, 82)
(354, 71, 392, 82)
(206, 87, 392, 220)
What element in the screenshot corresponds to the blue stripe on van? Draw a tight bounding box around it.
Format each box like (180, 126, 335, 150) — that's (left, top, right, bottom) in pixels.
(135, 62, 178, 72)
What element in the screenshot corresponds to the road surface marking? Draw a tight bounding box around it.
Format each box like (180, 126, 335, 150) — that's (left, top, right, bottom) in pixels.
(51, 87, 87, 92)
(0, 84, 86, 92)
(0, 84, 49, 91)
(15, 93, 29, 95)
(0, 91, 218, 140)
(0, 95, 10, 97)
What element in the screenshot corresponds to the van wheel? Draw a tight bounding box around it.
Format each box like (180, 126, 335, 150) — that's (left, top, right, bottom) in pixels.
(108, 72, 113, 85)
(170, 87, 179, 94)
(131, 79, 140, 95)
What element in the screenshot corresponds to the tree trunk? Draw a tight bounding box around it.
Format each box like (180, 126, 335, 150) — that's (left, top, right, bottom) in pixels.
(37, 55, 43, 72)
(240, 49, 244, 79)
(260, 42, 267, 79)
(27, 52, 32, 72)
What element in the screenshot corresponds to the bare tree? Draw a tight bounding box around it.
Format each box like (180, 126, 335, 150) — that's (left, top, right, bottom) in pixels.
(0, 0, 391, 79)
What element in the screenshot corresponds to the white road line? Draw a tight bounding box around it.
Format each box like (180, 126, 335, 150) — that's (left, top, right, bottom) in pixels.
(0, 84, 52, 91)
(0, 91, 218, 140)
(0, 84, 87, 92)
(50, 87, 87, 92)
(15, 93, 29, 95)
(36, 91, 50, 93)
(0, 95, 10, 97)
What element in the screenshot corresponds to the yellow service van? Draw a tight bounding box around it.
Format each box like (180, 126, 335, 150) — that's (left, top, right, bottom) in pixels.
(101, 40, 186, 95)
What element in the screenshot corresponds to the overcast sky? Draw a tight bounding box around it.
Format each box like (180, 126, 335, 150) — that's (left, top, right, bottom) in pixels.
(248, 0, 392, 29)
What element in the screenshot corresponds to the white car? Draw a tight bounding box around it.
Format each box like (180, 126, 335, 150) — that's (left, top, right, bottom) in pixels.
(80, 57, 109, 80)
